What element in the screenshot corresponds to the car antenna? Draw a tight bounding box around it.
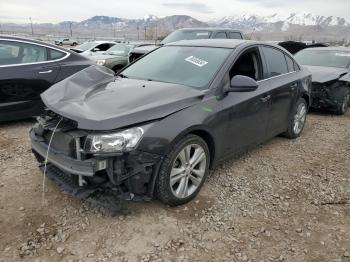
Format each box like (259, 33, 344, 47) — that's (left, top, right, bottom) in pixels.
(41, 117, 63, 206)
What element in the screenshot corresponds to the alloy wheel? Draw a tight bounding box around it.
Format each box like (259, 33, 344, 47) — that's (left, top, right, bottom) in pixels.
(293, 102, 307, 135)
(170, 144, 207, 199)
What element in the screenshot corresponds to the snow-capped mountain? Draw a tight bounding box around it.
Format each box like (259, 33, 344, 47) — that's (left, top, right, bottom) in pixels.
(210, 12, 350, 32)
(2, 12, 350, 41)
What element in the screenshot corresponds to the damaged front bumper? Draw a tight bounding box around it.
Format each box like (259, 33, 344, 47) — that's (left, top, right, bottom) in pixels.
(30, 117, 163, 213)
(311, 82, 349, 110)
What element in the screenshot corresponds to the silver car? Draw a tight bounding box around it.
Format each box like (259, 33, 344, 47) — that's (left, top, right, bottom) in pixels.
(70, 41, 116, 56)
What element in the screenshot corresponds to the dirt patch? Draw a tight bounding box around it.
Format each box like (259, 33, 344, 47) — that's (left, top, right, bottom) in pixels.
(0, 113, 350, 262)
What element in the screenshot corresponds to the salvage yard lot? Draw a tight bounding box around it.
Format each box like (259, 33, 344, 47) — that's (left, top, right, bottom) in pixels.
(0, 112, 350, 262)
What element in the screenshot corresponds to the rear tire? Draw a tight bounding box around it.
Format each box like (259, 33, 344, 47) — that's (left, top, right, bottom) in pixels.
(335, 88, 349, 115)
(156, 134, 210, 206)
(283, 98, 308, 139)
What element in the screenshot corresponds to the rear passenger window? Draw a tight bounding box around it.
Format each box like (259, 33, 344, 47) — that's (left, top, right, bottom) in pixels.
(212, 32, 227, 39)
(49, 49, 66, 60)
(0, 40, 47, 65)
(262, 47, 288, 77)
(227, 32, 242, 39)
(285, 55, 295, 72)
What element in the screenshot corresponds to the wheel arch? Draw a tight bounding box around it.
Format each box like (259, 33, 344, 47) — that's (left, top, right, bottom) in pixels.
(301, 92, 310, 109)
(168, 126, 216, 168)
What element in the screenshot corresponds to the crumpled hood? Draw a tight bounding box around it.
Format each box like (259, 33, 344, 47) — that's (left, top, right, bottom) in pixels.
(41, 65, 204, 130)
(303, 65, 349, 83)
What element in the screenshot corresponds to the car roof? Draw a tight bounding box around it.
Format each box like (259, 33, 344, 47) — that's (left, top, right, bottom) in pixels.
(0, 35, 73, 52)
(91, 41, 116, 44)
(177, 27, 242, 33)
(166, 39, 267, 49)
(300, 46, 350, 52)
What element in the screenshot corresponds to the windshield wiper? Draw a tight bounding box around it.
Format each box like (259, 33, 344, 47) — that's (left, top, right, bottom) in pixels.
(117, 73, 128, 78)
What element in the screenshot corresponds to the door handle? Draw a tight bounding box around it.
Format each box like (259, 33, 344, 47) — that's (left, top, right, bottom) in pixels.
(39, 70, 53, 74)
(260, 95, 271, 103)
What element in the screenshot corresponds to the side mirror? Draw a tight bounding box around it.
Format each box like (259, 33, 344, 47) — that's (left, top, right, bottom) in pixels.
(229, 75, 259, 92)
(92, 48, 100, 52)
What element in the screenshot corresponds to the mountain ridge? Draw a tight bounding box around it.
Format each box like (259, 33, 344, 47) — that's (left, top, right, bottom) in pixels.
(2, 13, 350, 41)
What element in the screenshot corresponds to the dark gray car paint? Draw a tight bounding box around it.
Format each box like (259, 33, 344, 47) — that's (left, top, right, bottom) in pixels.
(41, 65, 205, 130)
(30, 40, 311, 210)
(40, 41, 310, 164)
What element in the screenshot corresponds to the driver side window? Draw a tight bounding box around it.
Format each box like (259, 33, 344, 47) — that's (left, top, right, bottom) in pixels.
(229, 48, 263, 81)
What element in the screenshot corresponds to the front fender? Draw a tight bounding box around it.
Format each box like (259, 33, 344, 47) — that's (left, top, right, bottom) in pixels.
(137, 95, 221, 158)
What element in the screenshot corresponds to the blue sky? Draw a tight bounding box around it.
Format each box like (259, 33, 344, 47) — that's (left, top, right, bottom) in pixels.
(1, 0, 350, 23)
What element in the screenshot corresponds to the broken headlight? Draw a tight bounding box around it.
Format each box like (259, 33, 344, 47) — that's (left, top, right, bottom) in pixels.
(84, 127, 144, 154)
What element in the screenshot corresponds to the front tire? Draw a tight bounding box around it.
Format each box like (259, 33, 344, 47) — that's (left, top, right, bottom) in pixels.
(156, 134, 210, 206)
(283, 98, 308, 139)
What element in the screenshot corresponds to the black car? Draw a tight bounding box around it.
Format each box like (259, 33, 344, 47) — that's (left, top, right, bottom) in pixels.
(129, 28, 243, 63)
(0, 36, 93, 121)
(295, 47, 350, 114)
(30, 39, 311, 210)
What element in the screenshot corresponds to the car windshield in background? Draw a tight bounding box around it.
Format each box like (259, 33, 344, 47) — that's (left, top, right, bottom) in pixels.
(161, 30, 212, 45)
(76, 42, 97, 51)
(105, 44, 131, 55)
(295, 50, 350, 68)
(122, 46, 231, 89)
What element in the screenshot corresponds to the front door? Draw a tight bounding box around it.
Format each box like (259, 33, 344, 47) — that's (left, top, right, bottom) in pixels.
(220, 47, 272, 156)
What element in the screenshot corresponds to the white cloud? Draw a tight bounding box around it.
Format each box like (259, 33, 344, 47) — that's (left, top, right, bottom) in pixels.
(0, 0, 350, 23)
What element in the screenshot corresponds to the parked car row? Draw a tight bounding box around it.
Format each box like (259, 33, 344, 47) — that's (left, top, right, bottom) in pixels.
(0, 36, 93, 121)
(129, 28, 244, 62)
(0, 30, 349, 212)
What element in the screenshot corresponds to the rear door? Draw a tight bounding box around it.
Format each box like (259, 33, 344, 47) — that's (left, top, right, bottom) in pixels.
(0, 40, 62, 120)
(260, 46, 297, 135)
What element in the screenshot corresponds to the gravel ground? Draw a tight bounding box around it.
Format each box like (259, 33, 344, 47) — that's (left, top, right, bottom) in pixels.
(0, 111, 349, 262)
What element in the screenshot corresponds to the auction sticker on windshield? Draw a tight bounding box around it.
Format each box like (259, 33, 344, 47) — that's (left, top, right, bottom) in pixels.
(185, 56, 208, 67)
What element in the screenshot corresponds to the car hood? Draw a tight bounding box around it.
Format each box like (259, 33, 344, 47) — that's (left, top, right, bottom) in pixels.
(70, 48, 83, 53)
(41, 65, 204, 130)
(131, 45, 159, 54)
(90, 54, 124, 61)
(303, 65, 349, 83)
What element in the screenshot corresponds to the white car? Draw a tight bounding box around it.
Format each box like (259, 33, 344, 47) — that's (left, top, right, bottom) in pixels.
(55, 38, 78, 46)
(70, 41, 116, 56)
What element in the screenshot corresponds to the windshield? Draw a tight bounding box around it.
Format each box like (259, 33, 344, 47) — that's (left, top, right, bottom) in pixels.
(122, 46, 231, 89)
(75, 42, 98, 51)
(295, 49, 350, 68)
(105, 44, 132, 55)
(161, 30, 212, 45)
